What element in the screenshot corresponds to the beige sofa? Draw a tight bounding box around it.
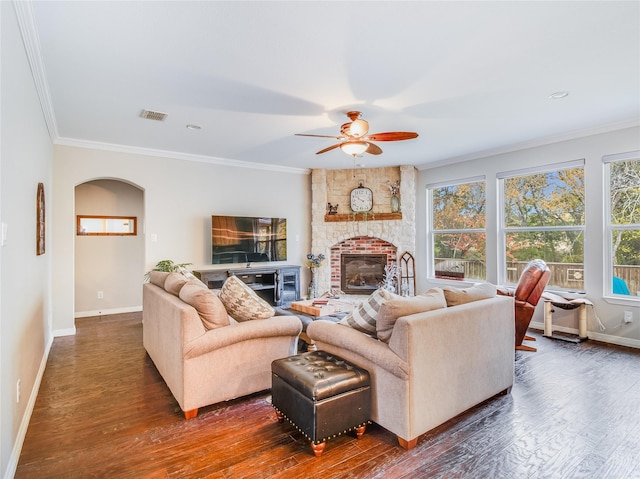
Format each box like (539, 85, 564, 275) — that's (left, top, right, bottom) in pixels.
(307, 289, 514, 449)
(143, 273, 302, 419)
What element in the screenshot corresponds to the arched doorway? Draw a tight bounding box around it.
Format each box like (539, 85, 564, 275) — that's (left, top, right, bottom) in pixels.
(74, 179, 144, 317)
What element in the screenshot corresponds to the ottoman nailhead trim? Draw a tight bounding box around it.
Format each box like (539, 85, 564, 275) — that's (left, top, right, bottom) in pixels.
(273, 406, 370, 444)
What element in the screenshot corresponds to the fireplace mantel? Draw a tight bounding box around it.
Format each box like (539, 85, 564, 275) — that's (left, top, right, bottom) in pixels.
(324, 212, 402, 222)
(311, 166, 417, 295)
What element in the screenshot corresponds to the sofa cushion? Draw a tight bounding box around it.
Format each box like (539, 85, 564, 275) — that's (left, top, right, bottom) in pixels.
(177, 266, 207, 286)
(179, 281, 230, 330)
(164, 272, 190, 295)
(442, 282, 497, 307)
(148, 271, 169, 289)
(376, 288, 447, 343)
(339, 288, 394, 336)
(218, 275, 275, 322)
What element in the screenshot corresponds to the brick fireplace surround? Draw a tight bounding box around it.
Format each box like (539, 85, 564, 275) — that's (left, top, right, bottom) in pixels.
(310, 166, 417, 296)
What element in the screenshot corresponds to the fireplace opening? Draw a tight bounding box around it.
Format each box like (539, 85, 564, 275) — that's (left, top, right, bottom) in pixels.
(341, 254, 387, 295)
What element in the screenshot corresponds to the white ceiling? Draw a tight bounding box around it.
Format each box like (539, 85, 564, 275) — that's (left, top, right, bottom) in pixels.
(21, 1, 640, 172)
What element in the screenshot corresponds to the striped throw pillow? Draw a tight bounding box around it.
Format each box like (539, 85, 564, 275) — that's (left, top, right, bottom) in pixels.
(339, 288, 394, 336)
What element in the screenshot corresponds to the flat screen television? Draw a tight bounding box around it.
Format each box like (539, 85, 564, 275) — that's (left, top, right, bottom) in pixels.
(211, 215, 287, 264)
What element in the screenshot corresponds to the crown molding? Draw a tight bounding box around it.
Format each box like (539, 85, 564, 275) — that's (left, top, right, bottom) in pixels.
(418, 118, 640, 171)
(54, 137, 310, 175)
(15, 0, 308, 176)
(13, 0, 58, 142)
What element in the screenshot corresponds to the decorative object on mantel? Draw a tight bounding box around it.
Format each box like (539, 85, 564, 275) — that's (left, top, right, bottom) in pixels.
(295, 111, 418, 157)
(350, 181, 373, 212)
(305, 253, 325, 299)
(327, 202, 339, 215)
(388, 180, 400, 213)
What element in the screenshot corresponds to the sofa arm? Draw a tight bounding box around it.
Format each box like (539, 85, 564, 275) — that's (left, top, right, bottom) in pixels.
(183, 315, 302, 359)
(307, 320, 409, 380)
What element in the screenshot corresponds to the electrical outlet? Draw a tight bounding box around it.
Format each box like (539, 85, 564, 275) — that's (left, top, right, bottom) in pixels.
(623, 311, 633, 323)
(16, 379, 21, 403)
(97, 291, 104, 299)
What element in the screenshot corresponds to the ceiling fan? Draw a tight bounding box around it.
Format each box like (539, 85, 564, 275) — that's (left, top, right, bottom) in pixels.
(295, 111, 418, 157)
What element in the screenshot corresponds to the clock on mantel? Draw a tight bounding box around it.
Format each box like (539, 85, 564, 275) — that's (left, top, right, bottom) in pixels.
(350, 182, 373, 212)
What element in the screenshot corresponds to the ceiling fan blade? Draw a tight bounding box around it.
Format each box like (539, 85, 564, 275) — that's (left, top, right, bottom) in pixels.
(364, 132, 419, 142)
(316, 143, 342, 155)
(366, 143, 383, 155)
(295, 133, 343, 140)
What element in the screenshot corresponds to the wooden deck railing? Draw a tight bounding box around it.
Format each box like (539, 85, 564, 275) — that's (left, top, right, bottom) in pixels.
(434, 259, 639, 295)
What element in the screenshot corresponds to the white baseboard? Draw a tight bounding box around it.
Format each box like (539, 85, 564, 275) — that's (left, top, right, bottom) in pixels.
(54, 307, 142, 336)
(74, 306, 142, 318)
(3, 334, 54, 479)
(530, 321, 640, 349)
(53, 326, 76, 337)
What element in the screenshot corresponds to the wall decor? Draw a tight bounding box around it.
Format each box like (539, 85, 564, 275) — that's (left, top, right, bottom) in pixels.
(36, 182, 45, 255)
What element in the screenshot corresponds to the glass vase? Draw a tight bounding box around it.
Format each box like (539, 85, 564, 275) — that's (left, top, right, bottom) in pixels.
(391, 195, 400, 213)
(308, 269, 318, 299)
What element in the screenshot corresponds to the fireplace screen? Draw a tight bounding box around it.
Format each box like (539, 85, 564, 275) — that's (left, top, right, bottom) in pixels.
(341, 254, 387, 294)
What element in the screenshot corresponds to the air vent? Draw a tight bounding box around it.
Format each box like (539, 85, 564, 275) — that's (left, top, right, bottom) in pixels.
(140, 109, 168, 121)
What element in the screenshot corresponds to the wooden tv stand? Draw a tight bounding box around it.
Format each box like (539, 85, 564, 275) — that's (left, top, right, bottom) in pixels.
(193, 265, 300, 307)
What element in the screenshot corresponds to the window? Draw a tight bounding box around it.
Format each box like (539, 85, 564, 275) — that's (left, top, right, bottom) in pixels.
(76, 215, 137, 236)
(427, 177, 486, 281)
(499, 160, 585, 290)
(605, 151, 640, 298)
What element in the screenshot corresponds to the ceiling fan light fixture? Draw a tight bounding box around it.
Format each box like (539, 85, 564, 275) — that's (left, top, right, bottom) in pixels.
(341, 141, 369, 157)
(349, 118, 369, 137)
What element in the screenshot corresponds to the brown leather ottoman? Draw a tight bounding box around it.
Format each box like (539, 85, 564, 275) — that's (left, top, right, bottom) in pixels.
(271, 350, 371, 457)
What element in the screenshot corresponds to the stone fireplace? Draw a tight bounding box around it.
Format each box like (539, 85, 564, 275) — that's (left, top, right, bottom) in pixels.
(310, 166, 417, 296)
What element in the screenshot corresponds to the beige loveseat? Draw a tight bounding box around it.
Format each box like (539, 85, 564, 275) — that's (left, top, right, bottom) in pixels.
(307, 286, 514, 449)
(143, 272, 302, 419)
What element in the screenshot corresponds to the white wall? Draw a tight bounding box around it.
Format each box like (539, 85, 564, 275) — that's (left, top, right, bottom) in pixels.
(1, 2, 54, 477)
(75, 179, 144, 315)
(52, 145, 311, 333)
(417, 126, 640, 347)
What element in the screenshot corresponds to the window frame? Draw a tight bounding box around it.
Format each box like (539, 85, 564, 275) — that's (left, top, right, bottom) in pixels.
(76, 215, 137, 236)
(497, 159, 585, 290)
(603, 150, 640, 303)
(426, 175, 487, 281)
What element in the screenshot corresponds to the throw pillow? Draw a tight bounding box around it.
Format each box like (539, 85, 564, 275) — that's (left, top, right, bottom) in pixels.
(177, 266, 207, 287)
(218, 275, 275, 322)
(339, 288, 394, 336)
(179, 281, 230, 330)
(164, 272, 190, 296)
(441, 282, 497, 307)
(376, 288, 447, 343)
(148, 271, 169, 289)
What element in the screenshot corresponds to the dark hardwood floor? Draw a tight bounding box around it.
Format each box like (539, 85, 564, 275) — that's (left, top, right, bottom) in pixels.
(15, 312, 640, 479)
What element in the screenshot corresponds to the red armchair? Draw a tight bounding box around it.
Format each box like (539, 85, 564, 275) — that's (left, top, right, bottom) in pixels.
(498, 259, 551, 352)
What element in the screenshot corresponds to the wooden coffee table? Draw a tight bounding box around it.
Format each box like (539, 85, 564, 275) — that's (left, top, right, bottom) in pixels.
(290, 300, 337, 317)
(289, 299, 354, 351)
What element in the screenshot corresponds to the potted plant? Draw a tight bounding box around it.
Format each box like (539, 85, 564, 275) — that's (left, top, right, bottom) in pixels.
(144, 259, 192, 281)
